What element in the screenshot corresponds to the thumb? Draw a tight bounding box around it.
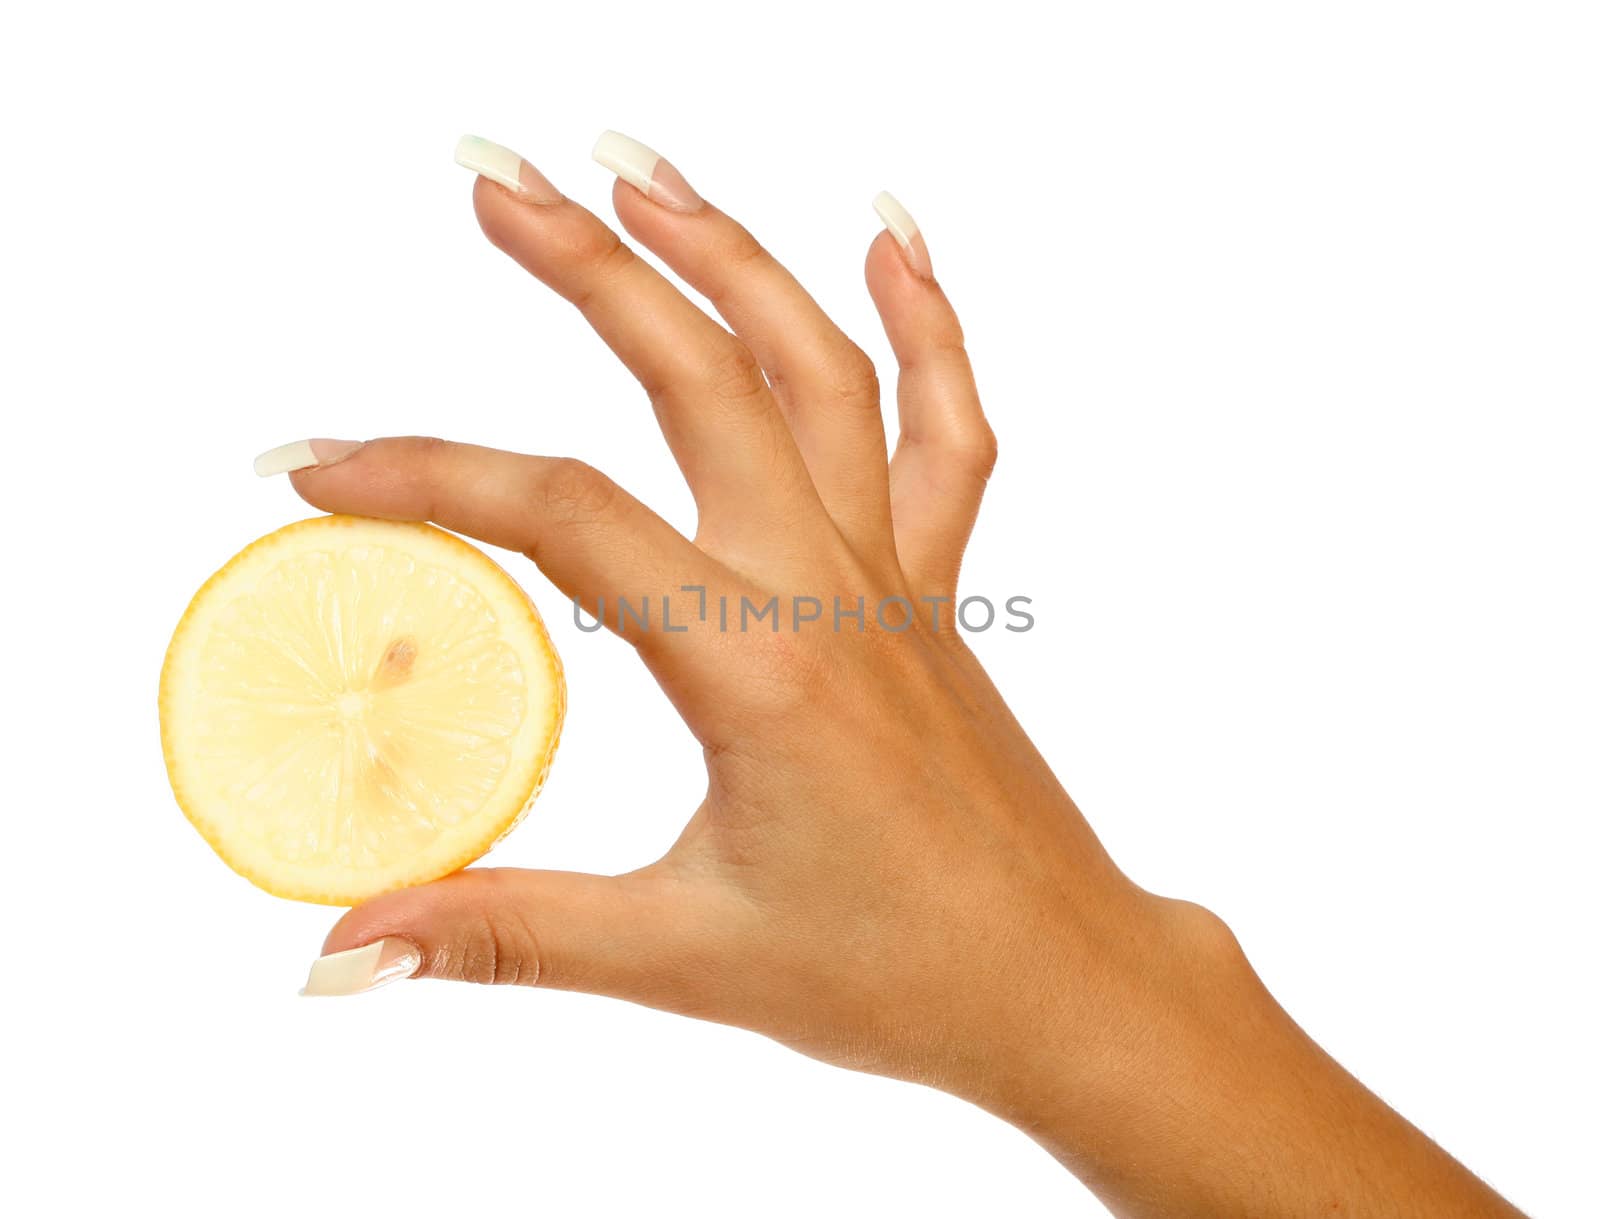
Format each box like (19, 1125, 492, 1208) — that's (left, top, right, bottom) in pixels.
(299, 866, 726, 1008)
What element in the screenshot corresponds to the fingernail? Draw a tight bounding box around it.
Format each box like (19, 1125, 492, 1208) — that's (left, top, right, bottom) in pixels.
(454, 134, 563, 204)
(872, 191, 934, 280)
(253, 438, 363, 478)
(300, 938, 423, 997)
(592, 130, 704, 213)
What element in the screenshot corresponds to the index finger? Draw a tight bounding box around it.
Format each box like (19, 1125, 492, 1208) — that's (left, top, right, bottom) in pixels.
(257, 435, 714, 656)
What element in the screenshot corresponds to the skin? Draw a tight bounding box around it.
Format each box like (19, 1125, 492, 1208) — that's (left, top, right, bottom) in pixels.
(288, 157, 1525, 1218)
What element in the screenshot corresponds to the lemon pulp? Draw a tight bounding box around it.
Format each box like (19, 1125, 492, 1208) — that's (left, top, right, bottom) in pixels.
(160, 515, 564, 904)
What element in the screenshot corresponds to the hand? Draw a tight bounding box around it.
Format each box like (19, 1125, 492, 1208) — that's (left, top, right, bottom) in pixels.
(270, 132, 1522, 1218)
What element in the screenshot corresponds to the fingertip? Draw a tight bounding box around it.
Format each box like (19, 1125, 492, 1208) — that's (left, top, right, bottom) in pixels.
(865, 227, 902, 273)
(281, 436, 442, 519)
(607, 174, 659, 241)
(611, 173, 646, 213)
(870, 192, 935, 281)
(468, 170, 498, 214)
(254, 438, 362, 479)
(471, 172, 525, 253)
(866, 227, 944, 319)
(607, 174, 715, 249)
(282, 453, 370, 514)
(865, 229, 912, 299)
(867, 231, 964, 360)
(317, 889, 419, 957)
(317, 869, 493, 961)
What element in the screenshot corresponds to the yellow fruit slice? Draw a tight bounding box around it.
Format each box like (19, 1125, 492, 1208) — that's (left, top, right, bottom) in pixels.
(160, 515, 564, 905)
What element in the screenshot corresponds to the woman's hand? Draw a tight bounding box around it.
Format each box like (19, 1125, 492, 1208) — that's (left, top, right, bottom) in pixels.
(265, 132, 1522, 1218)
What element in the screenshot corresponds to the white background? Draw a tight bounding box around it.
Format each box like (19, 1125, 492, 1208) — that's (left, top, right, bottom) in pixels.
(2, 2, 1595, 1214)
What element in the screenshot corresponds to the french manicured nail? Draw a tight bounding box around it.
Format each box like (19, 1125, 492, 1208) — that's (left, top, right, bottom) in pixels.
(253, 438, 362, 478)
(454, 134, 563, 204)
(873, 191, 934, 280)
(592, 130, 704, 213)
(300, 938, 423, 997)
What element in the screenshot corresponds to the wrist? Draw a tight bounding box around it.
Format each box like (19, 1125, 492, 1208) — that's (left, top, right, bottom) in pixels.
(979, 895, 1258, 1157)
(982, 896, 1522, 1218)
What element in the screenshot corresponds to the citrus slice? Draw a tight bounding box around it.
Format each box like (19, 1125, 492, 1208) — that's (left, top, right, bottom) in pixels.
(160, 515, 564, 905)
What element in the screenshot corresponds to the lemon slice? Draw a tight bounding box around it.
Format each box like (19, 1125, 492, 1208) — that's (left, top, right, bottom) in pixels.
(160, 515, 564, 905)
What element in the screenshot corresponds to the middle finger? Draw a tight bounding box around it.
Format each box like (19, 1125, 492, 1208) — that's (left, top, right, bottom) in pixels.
(455, 135, 821, 555)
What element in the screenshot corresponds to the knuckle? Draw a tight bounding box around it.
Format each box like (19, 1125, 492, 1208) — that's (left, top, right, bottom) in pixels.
(567, 219, 624, 265)
(382, 435, 452, 519)
(451, 874, 542, 987)
(460, 913, 519, 985)
(592, 232, 638, 281)
(721, 225, 771, 274)
(966, 424, 999, 478)
(387, 434, 448, 463)
(823, 343, 881, 407)
(912, 336, 973, 377)
(539, 457, 619, 525)
(930, 324, 970, 356)
(907, 416, 997, 481)
(700, 344, 769, 411)
(566, 230, 638, 309)
(742, 630, 833, 714)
